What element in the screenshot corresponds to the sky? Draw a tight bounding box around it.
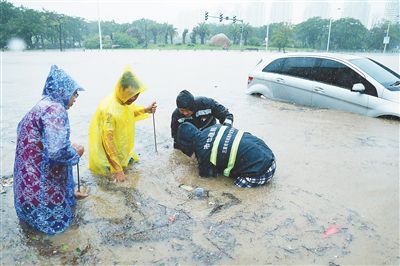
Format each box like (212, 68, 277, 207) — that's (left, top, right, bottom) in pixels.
(8, 0, 388, 33)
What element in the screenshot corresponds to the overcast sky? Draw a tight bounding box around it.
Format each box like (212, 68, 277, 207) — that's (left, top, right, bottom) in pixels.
(8, 0, 387, 33)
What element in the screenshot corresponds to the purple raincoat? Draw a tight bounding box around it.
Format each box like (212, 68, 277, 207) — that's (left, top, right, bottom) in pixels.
(13, 65, 84, 234)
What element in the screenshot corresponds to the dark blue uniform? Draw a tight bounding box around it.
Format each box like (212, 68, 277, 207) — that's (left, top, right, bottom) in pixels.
(177, 123, 276, 188)
(171, 90, 233, 148)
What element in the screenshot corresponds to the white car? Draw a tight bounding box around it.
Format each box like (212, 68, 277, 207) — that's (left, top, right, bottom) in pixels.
(247, 53, 400, 118)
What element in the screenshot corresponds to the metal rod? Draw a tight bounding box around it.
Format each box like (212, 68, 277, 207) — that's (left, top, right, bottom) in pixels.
(152, 113, 158, 153)
(77, 164, 81, 192)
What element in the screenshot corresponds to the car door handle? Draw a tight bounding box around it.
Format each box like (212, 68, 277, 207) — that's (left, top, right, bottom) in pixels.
(313, 87, 325, 93)
(276, 78, 284, 83)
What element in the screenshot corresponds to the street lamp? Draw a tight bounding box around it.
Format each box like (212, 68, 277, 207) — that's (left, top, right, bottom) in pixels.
(265, 24, 270, 51)
(383, 15, 399, 53)
(326, 8, 340, 52)
(97, 0, 103, 50)
(383, 22, 390, 53)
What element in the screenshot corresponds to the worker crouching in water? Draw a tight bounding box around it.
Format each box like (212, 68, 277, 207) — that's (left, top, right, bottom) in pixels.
(176, 122, 276, 188)
(171, 90, 234, 148)
(88, 66, 157, 182)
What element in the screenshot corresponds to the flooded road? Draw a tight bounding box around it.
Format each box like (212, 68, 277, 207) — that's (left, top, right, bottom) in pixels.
(1, 50, 399, 265)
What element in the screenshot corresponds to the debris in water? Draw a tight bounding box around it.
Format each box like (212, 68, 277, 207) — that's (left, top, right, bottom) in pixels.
(179, 184, 194, 191)
(194, 187, 209, 198)
(1, 176, 13, 187)
(168, 215, 176, 223)
(323, 225, 341, 237)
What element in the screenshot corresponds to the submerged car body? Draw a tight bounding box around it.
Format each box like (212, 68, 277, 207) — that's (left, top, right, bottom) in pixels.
(247, 53, 400, 118)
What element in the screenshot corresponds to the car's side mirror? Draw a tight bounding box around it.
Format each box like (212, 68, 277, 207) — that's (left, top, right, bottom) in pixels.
(352, 83, 365, 93)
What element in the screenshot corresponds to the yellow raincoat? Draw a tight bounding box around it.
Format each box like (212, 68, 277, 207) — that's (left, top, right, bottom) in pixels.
(89, 66, 149, 175)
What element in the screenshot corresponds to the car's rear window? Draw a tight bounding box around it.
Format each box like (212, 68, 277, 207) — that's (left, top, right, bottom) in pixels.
(262, 58, 285, 73)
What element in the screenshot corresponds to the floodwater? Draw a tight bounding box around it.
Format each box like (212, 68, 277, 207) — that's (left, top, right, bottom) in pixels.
(1, 50, 399, 265)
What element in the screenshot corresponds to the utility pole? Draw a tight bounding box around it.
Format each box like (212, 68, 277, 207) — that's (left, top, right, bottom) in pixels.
(265, 24, 269, 51)
(326, 18, 332, 52)
(97, 0, 103, 50)
(383, 22, 390, 53)
(326, 8, 340, 52)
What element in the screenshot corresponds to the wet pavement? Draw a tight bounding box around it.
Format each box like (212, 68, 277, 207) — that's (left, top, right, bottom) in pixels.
(1, 50, 399, 265)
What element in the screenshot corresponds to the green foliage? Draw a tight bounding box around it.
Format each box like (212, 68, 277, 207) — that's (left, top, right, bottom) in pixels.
(271, 23, 294, 51)
(1, 1, 398, 52)
(368, 21, 400, 51)
(294, 17, 329, 49)
(193, 22, 210, 44)
(330, 18, 368, 50)
(112, 32, 138, 48)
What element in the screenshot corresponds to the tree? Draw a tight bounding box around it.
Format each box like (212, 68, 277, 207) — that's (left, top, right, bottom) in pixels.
(193, 23, 210, 44)
(271, 23, 294, 52)
(294, 17, 329, 50)
(112, 32, 138, 48)
(241, 23, 252, 45)
(182, 29, 188, 44)
(329, 18, 368, 51)
(228, 24, 242, 44)
(368, 21, 400, 52)
(167, 24, 177, 44)
(149, 23, 160, 44)
(0, 2, 21, 48)
(190, 28, 197, 44)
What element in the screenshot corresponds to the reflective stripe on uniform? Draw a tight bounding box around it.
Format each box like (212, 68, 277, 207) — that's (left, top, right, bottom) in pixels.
(196, 109, 212, 116)
(210, 126, 228, 166)
(223, 130, 244, 177)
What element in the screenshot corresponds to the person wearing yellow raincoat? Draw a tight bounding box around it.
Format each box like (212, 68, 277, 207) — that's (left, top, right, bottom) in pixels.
(89, 66, 157, 182)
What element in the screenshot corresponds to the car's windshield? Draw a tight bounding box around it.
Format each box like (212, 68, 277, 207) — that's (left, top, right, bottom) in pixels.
(350, 58, 400, 91)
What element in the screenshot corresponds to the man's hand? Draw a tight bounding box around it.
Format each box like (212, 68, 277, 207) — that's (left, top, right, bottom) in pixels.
(114, 171, 126, 183)
(145, 101, 157, 114)
(72, 143, 84, 157)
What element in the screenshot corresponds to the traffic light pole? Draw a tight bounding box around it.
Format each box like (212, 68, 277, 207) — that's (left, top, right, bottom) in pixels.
(204, 11, 244, 50)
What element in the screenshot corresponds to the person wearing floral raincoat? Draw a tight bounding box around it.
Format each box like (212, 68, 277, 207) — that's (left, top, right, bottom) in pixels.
(13, 65, 86, 235)
(88, 66, 157, 182)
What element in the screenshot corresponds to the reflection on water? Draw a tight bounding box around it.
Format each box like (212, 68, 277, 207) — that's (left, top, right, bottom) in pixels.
(1, 51, 399, 265)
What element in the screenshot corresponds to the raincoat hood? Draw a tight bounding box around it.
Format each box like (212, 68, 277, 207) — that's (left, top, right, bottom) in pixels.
(115, 66, 147, 104)
(42, 65, 84, 108)
(176, 90, 195, 111)
(176, 122, 199, 157)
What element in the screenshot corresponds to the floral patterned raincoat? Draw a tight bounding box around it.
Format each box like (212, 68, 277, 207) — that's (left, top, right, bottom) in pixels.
(13, 65, 84, 234)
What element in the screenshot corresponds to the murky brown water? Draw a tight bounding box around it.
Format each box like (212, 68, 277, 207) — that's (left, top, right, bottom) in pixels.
(1, 50, 399, 265)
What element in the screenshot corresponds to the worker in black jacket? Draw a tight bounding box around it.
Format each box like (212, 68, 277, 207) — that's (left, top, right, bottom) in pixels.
(176, 122, 276, 188)
(171, 90, 233, 148)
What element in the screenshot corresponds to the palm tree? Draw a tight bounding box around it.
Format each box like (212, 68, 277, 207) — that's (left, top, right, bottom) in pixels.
(194, 22, 210, 44)
(149, 23, 160, 44)
(190, 28, 197, 44)
(167, 24, 177, 44)
(182, 28, 188, 44)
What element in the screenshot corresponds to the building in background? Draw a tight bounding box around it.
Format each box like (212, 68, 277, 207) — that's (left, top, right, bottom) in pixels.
(384, 0, 400, 23)
(341, 1, 370, 27)
(245, 1, 265, 27)
(303, 0, 330, 20)
(269, 2, 293, 24)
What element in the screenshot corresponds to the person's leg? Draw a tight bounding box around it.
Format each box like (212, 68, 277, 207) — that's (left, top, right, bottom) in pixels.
(234, 161, 276, 188)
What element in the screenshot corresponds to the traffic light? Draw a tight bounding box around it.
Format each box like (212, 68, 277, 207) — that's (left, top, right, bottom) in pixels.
(233, 16, 236, 23)
(205, 11, 208, 21)
(219, 13, 223, 22)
